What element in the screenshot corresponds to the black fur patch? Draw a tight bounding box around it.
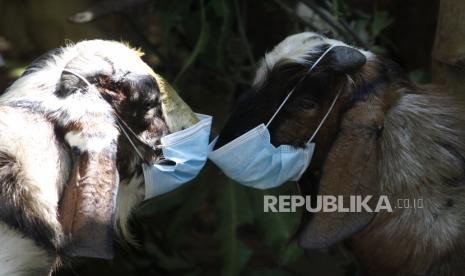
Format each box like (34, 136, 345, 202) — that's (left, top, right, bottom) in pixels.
(22, 48, 64, 76)
(346, 58, 408, 109)
(214, 58, 338, 149)
(116, 74, 169, 178)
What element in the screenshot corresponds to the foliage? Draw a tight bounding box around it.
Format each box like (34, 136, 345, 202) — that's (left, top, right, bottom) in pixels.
(316, 0, 394, 54)
(0, 0, 398, 275)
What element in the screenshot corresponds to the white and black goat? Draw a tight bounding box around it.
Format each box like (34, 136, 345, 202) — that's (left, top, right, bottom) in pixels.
(215, 32, 465, 275)
(0, 40, 196, 275)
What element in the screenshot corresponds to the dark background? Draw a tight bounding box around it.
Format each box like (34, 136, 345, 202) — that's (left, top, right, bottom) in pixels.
(0, 0, 440, 275)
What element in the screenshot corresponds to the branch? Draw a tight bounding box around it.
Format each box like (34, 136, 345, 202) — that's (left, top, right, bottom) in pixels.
(339, 18, 369, 49)
(271, 0, 320, 31)
(233, 0, 256, 67)
(300, 0, 368, 48)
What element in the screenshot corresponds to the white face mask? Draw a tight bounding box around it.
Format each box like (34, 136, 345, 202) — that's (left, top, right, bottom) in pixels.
(208, 45, 340, 189)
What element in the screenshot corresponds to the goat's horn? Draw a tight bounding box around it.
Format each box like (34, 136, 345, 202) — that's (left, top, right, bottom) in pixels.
(151, 72, 199, 132)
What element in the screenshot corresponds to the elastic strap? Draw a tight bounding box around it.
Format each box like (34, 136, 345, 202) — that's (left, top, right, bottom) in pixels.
(62, 68, 147, 161)
(116, 117, 146, 160)
(306, 87, 341, 144)
(266, 45, 337, 127)
(265, 86, 297, 128)
(62, 69, 94, 88)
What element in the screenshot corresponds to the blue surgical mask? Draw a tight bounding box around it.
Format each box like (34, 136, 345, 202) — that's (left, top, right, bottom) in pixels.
(208, 46, 340, 189)
(61, 69, 213, 198)
(118, 114, 212, 199)
(142, 114, 212, 198)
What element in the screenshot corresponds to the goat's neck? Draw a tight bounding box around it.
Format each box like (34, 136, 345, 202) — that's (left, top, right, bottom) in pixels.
(348, 90, 465, 275)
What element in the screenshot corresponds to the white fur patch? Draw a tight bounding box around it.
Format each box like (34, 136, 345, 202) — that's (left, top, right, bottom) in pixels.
(253, 32, 373, 86)
(0, 222, 53, 276)
(65, 126, 119, 153)
(0, 107, 69, 227)
(115, 174, 145, 245)
(45, 91, 113, 126)
(0, 39, 153, 125)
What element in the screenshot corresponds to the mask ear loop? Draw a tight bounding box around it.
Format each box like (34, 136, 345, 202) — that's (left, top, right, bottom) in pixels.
(61, 69, 151, 163)
(265, 45, 337, 128)
(116, 117, 147, 162)
(112, 111, 159, 150)
(306, 87, 341, 144)
(62, 69, 95, 89)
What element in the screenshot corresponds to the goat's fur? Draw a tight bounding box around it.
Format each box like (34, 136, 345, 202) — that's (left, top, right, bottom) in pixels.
(0, 40, 195, 275)
(347, 82, 465, 275)
(215, 32, 465, 275)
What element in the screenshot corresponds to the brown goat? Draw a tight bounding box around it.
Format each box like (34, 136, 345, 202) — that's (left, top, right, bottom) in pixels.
(214, 32, 465, 275)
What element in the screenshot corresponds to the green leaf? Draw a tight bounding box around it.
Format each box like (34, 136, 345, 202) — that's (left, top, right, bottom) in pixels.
(408, 69, 432, 84)
(369, 44, 387, 55)
(218, 181, 254, 276)
(371, 10, 394, 39)
(331, 0, 340, 19)
(224, 240, 252, 276)
(353, 18, 370, 44)
(174, 0, 210, 84)
(279, 242, 303, 266)
(137, 170, 214, 248)
(155, 0, 189, 46)
(253, 183, 300, 247)
(249, 269, 292, 276)
(213, 0, 232, 71)
(165, 181, 211, 244)
(7, 66, 25, 78)
(143, 237, 191, 271)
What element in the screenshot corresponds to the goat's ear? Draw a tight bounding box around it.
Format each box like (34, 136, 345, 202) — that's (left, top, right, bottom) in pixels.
(297, 100, 383, 249)
(152, 73, 199, 132)
(59, 147, 119, 259)
(57, 64, 120, 259)
(325, 46, 367, 74)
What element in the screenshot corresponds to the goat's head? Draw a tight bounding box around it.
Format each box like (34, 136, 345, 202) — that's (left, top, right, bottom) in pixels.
(21, 40, 197, 258)
(215, 32, 409, 249)
(58, 40, 198, 176)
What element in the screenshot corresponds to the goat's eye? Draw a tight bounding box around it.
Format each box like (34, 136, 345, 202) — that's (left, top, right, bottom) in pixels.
(144, 103, 153, 110)
(296, 98, 317, 110)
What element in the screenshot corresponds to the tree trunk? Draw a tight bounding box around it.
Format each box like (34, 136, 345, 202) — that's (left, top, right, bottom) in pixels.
(432, 0, 465, 99)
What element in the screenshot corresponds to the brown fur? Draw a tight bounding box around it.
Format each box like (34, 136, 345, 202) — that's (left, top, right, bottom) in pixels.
(217, 38, 465, 274)
(299, 60, 465, 275)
